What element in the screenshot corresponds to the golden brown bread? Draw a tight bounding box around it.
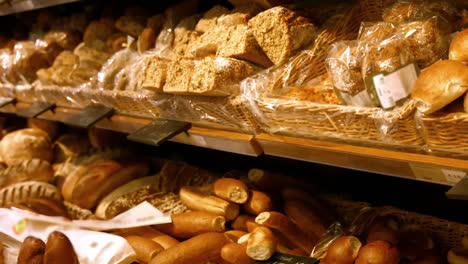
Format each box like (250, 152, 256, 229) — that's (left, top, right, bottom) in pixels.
(10, 197, 69, 218)
(221, 243, 254, 264)
(412, 60, 468, 114)
(283, 198, 327, 241)
(27, 119, 59, 141)
(149, 232, 228, 264)
(255, 211, 316, 254)
(242, 190, 273, 215)
(213, 178, 249, 204)
(0, 241, 3, 264)
(0, 159, 53, 188)
(224, 230, 248, 243)
(44, 231, 79, 264)
(323, 236, 362, 264)
(179, 186, 240, 221)
(17, 236, 45, 264)
(448, 248, 468, 264)
(53, 134, 91, 163)
(0, 128, 53, 166)
(450, 29, 468, 63)
(124, 235, 164, 263)
(138, 27, 156, 53)
(355, 240, 400, 264)
(155, 211, 226, 239)
(246, 226, 276, 261)
(232, 215, 256, 232)
(114, 227, 179, 249)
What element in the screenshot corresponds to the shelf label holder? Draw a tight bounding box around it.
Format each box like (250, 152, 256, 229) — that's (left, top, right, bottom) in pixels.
(64, 104, 114, 128)
(17, 101, 55, 118)
(127, 119, 191, 147)
(446, 176, 468, 200)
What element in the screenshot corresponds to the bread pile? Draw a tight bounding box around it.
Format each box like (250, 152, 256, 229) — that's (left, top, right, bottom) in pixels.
(325, 0, 458, 108)
(412, 28, 468, 114)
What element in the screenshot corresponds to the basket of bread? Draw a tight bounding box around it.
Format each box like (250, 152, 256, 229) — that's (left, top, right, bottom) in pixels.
(241, 0, 465, 149)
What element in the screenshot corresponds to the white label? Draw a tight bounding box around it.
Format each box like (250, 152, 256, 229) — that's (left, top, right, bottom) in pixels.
(190, 134, 208, 147)
(442, 169, 467, 183)
(373, 64, 418, 109)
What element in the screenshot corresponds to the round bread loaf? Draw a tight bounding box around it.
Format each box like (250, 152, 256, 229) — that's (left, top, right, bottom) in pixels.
(449, 29, 468, 63)
(0, 128, 53, 166)
(412, 60, 468, 114)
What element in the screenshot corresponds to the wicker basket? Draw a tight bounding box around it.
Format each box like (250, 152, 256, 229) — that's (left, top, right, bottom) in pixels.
(418, 112, 468, 156)
(27, 84, 259, 133)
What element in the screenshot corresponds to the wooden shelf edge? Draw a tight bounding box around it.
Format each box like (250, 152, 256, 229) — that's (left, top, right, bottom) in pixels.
(256, 134, 468, 186)
(0, 0, 80, 16)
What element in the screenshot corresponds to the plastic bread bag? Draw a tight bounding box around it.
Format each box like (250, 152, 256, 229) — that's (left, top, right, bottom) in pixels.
(396, 16, 449, 68)
(12, 41, 53, 84)
(325, 41, 372, 107)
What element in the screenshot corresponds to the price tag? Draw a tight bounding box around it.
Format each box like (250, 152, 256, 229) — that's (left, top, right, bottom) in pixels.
(442, 169, 467, 184)
(64, 104, 114, 128)
(0, 96, 14, 108)
(410, 163, 468, 185)
(16, 101, 55, 118)
(127, 119, 191, 147)
(256, 253, 319, 264)
(447, 177, 468, 200)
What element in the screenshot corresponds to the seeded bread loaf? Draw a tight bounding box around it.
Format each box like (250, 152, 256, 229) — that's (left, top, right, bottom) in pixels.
(218, 24, 272, 68)
(163, 58, 195, 94)
(195, 5, 230, 33)
(217, 4, 263, 27)
(139, 56, 169, 92)
(248, 6, 316, 65)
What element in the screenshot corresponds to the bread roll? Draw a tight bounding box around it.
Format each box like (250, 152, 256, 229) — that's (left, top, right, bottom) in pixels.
(17, 236, 45, 264)
(155, 211, 226, 239)
(448, 248, 468, 264)
(323, 236, 361, 264)
(238, 233, 251, 246)
(53, 134, 91, 163)
(366, 216, 400, 245)
(149, 232, 228, 264)
(232, 215, 256, 231)
(246, 226, 276, 261)
(449, 29, 468, 63)
(10, 197, 69, 218)
(355, 240, 400, 264)
(27, 119, 59, 140)
(221, 243, 254, 264)
(224, 230, 248, 243)
(0, 159, 53, 187)
(0, 128, 53, 166)
(44, 231, 79, 264)
(283, 198, 327, 241)
(179, 186, 240, 221)
(242, 190, 272, 215)
(114, 227, 179, 249)
(248, 6, 315, 65)
(214, 178, 249, 204)
(255, 211, 316, 254)
(0, 181, 62, 208)
(412, 60, 468, 114)
(124, 235, 164, 263)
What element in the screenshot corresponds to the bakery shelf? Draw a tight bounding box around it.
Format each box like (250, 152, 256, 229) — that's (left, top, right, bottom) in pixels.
(0, 0, 80, 16)
(256, 133, 468, 186)
(12, 102, 263, 157)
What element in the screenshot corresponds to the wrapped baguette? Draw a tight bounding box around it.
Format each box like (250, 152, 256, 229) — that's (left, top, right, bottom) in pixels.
(155, 211, 226, 239)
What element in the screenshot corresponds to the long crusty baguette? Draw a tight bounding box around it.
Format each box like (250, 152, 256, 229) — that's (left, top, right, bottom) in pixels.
(256, 211, 316, 254)
(149, 232, 228, 264)
(43, 231, 79, 264)
(221, 243, 254, 264)
(114, 227, 179, 249)
(155, 211, 226, 239)
(213, 178, 249, 204)
(124, 235, 164, 263)
(242, 190, 273, 215)
(17, 236, 45, 264)
(179, 186, 240, 221)
(246, 226, 276, 261)
(224, 230, 248, 243)
(232, 215, 256, 232)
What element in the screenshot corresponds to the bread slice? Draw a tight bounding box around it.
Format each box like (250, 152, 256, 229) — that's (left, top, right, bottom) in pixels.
(163, 58, 196, 94)
(248, 6, 316, 65)
(218, 24, 272, 68)
(189, 56, 258, 96)
(139, 56, 169, 92)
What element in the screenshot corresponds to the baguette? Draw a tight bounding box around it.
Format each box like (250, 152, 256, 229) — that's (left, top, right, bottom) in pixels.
(283, 198, 327, 240)
(256, 211, 316, 254)
(242, 190, 273, 215)
(179, 186, 240, 221)
(238, 233, 251, 246)
(221, 243, 254, 264)
(149, 232, 228, 264)
(124, 235, 164, 263)
(213, 178, 249, 204)
(17, 236, 45, 264)
(43, 231, 79, 264)
(246, 226, 276, 260)
(232, 215, 255, 232)
(224, 230, 248, 243)
(155, 211, 226, 239)
(246, 218, 261, 232)
(114, 227, 179, 249)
